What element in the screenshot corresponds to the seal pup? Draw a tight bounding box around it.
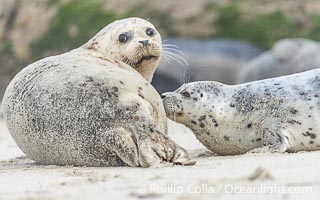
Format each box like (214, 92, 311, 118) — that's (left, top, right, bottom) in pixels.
(162, 69, 320, 155)
(2, 17, 195, 167)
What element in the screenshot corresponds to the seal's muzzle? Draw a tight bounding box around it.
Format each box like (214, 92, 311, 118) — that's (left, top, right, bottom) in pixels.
(162, 92, 184, 121)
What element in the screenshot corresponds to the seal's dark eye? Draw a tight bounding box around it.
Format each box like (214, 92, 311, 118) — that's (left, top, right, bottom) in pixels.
(119, 34, 128, 43)
(146, 28, 155, 36)
(181, 91, 191, 98)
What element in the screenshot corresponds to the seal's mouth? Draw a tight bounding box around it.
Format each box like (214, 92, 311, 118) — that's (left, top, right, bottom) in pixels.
(133, 55, 159, 68)
(122, 55, 159, 68)
(167, 112, 184, 121)
(162, 96, 184, 122)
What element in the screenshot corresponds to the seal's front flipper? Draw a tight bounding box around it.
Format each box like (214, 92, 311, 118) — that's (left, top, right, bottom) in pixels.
(107, 127, 140, 167)
(130, 118, 196, 167)
(262, 129, 289, 153)
(258, 120, 289, 153)
(248, 119, 290, 153)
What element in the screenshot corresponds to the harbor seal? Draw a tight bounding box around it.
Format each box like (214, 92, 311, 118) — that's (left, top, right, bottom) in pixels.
(162, 69, 320, 155)
(1, 17, 195, 167)
(237, 38, 320, 83)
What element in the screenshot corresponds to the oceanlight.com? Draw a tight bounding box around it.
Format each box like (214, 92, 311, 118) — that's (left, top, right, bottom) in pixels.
(140, 184, 312, 195)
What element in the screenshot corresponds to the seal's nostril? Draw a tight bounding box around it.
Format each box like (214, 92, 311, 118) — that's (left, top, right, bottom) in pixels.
(161, 94, 166, 99)
(139, 40, 149, 48)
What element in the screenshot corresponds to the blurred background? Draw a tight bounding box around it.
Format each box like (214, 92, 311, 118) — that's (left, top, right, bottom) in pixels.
(1, 0, 320, 99)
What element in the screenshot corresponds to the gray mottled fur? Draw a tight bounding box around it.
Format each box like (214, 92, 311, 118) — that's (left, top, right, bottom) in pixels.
(2, 50, 193, 167)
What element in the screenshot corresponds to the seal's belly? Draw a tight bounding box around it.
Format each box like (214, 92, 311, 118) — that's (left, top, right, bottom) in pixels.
(195, 128, 262, 155)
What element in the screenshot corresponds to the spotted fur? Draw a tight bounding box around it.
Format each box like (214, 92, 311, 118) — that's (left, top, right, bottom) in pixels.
(162, 69, 320, 155)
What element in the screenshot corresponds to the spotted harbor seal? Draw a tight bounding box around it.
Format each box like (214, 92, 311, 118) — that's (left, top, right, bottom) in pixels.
(237, 38, 320, 83)
(162, 69, 320, 155)
(1, 17, 195, 167)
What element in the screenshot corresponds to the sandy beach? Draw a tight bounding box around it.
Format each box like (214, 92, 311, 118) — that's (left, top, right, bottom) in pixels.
(0, 120, 319, 200)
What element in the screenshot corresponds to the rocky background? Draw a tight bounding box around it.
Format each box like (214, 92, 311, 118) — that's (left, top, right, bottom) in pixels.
(1, 0, 320, 98)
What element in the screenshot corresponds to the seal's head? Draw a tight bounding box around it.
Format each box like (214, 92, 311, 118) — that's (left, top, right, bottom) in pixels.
(161, 81, 225, 125)
(83, 17, 162, 82)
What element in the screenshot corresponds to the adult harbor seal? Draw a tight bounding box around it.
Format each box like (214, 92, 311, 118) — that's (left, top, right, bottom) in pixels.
(1, 17, 195, 167)
(162, 69, 320, 155)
